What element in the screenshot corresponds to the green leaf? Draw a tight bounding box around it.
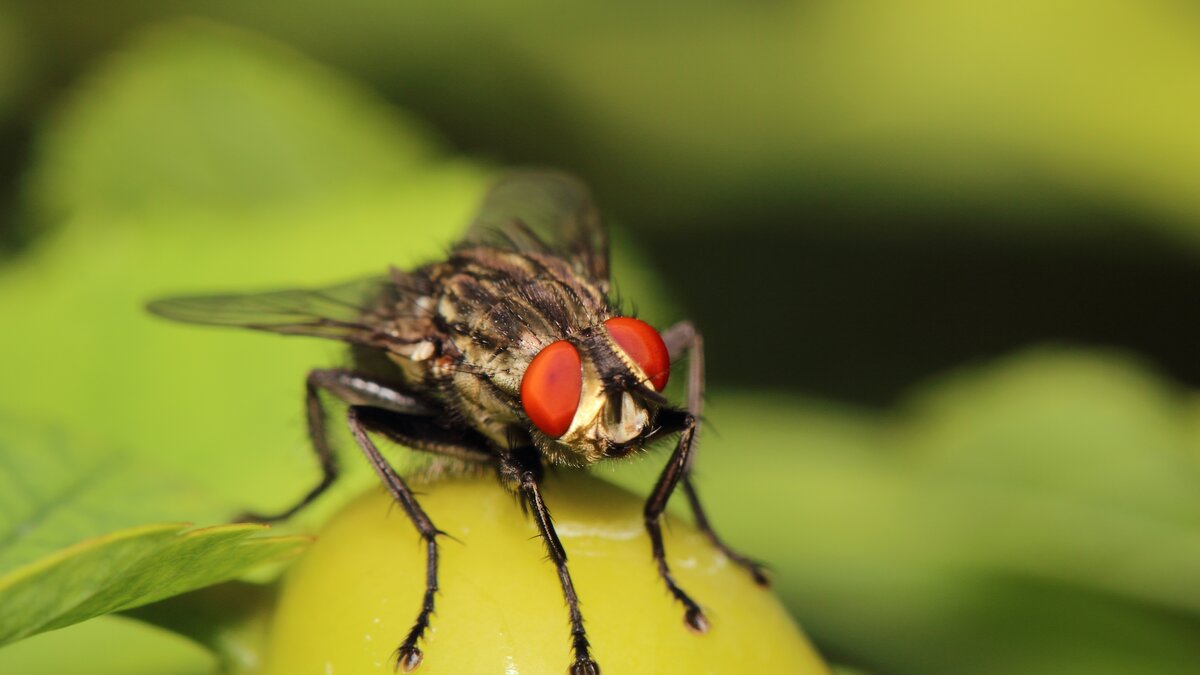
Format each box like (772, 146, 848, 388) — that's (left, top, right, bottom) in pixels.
(0, 521, 305, 647)
(0, 418, 220, 575)
(0, 417, 306, 648)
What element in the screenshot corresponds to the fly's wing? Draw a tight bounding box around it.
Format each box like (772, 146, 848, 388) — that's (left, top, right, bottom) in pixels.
(459, 171, 610, 284)
(146, 275, 405, 348)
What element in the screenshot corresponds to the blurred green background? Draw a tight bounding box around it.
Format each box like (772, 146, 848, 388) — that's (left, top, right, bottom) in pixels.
(2, 1, 1200, 674)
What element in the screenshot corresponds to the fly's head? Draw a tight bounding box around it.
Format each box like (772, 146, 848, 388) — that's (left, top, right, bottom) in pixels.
(519, 317, 673, 465)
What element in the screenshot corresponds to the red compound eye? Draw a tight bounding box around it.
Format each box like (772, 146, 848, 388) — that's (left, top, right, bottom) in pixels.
(604, 317, 670, 391)
(520, 340, 583, 437)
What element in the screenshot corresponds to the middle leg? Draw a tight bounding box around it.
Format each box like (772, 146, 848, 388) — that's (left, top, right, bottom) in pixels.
(242, 368, 436, 523)
(346, 405, 494, 672)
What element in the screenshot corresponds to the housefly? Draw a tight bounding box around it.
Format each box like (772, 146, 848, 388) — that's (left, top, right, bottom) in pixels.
(148, 171, 767, 674)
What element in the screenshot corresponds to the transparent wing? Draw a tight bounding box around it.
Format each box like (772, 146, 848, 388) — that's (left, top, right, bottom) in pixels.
(459, 170, 610, 283)
(146, 275, 402, 346)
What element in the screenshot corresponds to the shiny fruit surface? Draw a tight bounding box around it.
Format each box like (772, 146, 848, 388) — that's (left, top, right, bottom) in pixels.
(264, 472, 830, 674)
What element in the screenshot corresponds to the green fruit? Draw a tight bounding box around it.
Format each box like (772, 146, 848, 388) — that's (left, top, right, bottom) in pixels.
(264, 472, 829, 674)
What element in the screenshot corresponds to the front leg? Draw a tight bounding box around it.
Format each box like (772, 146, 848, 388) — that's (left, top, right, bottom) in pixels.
(500, 449, 599, 675)
(645, 321, 768, 633)
(642, 409, 708, 632)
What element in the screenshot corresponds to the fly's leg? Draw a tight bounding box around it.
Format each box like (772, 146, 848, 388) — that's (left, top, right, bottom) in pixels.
(660, 320, 705, 423)
(644, 321, 768, 633)
(352, 406, 496, 467)
(348, 406, 495, 671)
(347, 405, 468, 673)
(500, 449, 600, 675)
(642, 409, 708, 632)
(241, 369, 435, 523)
(662, 320, 768, 584)
(247, 366, 491, 671)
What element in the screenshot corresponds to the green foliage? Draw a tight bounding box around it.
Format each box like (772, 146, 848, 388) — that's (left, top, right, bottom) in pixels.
(0, 420, 217, 574)
(2, 10, 1200, 675)
(0, 418, 304, 648)
(0, 522, 303, 647)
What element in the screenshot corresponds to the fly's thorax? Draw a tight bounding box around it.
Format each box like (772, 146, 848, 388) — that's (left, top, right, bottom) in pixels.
(430, 253, 602, 386)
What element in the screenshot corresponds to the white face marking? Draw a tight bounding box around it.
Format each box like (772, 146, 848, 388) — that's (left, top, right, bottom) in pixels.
(607, 391, 648, 444)
(557, 372, 651, 461)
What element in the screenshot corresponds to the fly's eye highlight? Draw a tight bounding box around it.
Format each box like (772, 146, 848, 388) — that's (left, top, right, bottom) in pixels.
(521, 340, 583, 437)
(604, 317, 670, 391)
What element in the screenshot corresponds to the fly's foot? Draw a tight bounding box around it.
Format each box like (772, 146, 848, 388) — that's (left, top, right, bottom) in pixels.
(684, 606, 710, 634)
(651, 537, 710, 635)
(233, 510, 275, 525)
(394, 645, 423, 672)
(706, 537, 771, 587)
(570, 656, 600, 675)
(736, 557, 771, 587)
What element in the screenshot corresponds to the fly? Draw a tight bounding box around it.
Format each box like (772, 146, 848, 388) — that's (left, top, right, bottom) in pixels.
(147, 171, 768, 675)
